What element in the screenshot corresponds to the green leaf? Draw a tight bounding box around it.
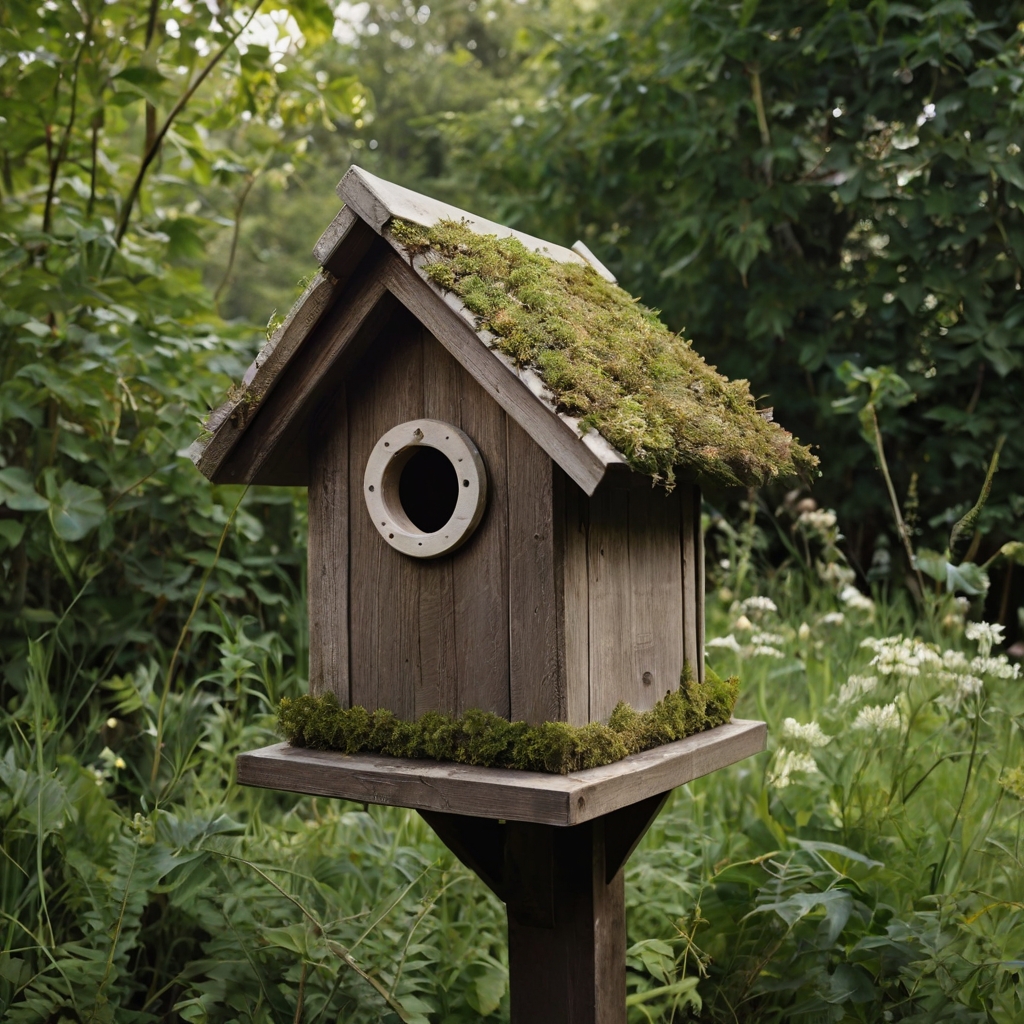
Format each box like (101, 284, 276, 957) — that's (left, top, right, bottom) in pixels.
(466, 965, 506, 1016)
(286, 0, 336, 45)
(945, 560, 989, 596)
(48, 480, 106, 541)
(0, 467, 49, 511)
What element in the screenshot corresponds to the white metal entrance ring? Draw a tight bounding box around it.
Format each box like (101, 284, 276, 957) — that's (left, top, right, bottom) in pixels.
(363, 419, 487, 558)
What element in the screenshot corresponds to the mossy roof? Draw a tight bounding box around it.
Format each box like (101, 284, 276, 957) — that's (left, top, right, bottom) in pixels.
(390, 218, 816, 489)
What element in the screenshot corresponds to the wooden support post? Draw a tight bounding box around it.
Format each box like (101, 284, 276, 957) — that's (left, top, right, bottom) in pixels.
(421, 791, 669, 1024)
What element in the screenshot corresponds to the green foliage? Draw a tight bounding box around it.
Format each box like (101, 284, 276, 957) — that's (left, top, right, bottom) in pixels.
(279, 667, 740, 773)
(449, 0, 1024, 561)
(2, 0, 1022, 1020)
(391, 217, 816, 487)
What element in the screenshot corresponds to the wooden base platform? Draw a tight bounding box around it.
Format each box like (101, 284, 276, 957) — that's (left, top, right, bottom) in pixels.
(236, 718, 766, 826)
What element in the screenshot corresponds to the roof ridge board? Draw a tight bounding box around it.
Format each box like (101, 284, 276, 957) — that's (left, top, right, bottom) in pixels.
(338, 165, 589, 268)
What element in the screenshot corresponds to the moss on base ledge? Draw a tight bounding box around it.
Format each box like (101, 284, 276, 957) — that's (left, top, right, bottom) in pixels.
(278, 668, 739, 775)
(390, 217, 816, 489)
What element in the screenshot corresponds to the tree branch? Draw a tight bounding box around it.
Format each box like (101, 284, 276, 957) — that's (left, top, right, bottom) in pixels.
(111, 1, 265, 252)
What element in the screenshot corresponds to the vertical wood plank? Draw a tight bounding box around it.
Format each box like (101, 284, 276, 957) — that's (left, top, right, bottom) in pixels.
(680, 482, 699, 678)
(588, 486, 633, 723)
(418, 335, 461, 716)
(347, 310, 424, 717)
(451, 357, 511, 718)
(694, 484, 705, 683)
(307, 393, 349, 703)
(562, 474, 590, 726)
(627, 484, 684, 710)
(508, 423, 564, 724)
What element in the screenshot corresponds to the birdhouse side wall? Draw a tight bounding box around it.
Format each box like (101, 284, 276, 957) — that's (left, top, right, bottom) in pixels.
(307, 306, 567, 725)
(560, 475, 704, 725)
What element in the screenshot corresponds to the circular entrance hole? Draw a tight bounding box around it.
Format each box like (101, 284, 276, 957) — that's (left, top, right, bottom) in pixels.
(397, 446, 459, 533)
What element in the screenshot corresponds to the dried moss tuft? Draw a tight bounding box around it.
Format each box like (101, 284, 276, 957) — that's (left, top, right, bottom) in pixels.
(278, 666, 739, 775)
(389, 218, 817, 488)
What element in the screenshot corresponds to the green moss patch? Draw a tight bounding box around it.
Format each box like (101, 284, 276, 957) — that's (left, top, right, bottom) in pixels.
(390, 218, 816, 488)
(278, 667, 739, 775)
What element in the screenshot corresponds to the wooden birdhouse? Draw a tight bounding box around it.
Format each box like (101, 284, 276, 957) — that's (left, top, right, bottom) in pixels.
(191, 167, 810, 1024)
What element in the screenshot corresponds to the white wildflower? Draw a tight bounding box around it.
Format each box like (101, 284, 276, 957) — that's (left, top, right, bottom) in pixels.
(941, 649, 970, 673)
(955, 675, 984, 700)
(836, 674, 878, 706)
(740, 596, 778, 615)
(751, 631, 785, 647)
(971, 655, 1020, 680)
(818, 612, 846, 627)
(733, 614, 753, 631)
(751, 645, 786, 658)
(798, 508, 838, 534)
(965, 621, 1004, 658)
(839, 584, 875, 613)
(861, 635, 940, 677)
(798, 622, 811, 640)
(780, 718, 832, 747)
(768, 747, 820, 788)
(706, 635, 741, 653)
(852, 702, 902, 733)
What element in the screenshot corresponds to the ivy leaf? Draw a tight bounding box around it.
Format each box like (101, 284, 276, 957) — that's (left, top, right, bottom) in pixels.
(47, 480, 107, 541)
(0, 467, 49, 511)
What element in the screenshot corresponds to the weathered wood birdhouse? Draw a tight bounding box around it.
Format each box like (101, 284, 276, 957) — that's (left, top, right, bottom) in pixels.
(192, 167, 810, 1024)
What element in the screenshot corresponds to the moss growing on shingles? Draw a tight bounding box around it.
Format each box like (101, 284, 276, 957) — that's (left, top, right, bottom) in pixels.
(390, 218, 817, 488)
(278, 666, 739, 775)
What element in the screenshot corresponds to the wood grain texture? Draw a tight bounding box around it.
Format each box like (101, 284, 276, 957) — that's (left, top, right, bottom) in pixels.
(235, 718, 767, 826)
(680, 482, 700, 678)
(208, 257, 396, 485)
(627, 483, 684, 709)
(311, 205, 377, 284)
(345, 316, 513, 719)
(347, 310, 424, 718)
(587, 486, 633, 723)
(562, 473, 590, 726)
(508, 423, 564, 725)
(416, 336, 461, 717)
(419, 804, 671, 1024)
(451, 346, 511, 718)
(307, 393, 349, 702)
(694, 483, 705, 682)
(379, 253, 611, 496)
(505, 819, 625, 1024)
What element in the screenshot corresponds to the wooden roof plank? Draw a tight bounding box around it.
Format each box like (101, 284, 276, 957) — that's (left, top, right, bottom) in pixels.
(213, 264, 397, 484)
(236, 718, 767, 826)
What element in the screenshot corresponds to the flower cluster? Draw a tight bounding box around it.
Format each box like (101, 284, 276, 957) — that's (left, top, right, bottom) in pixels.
(861, 635, 941, 677)
(852, 702, 902, 733)
(965, 620, 1004, 658)
(768, 748, 819, 788)
(835, 674, 878, 706)
(780, 718, 832, 747)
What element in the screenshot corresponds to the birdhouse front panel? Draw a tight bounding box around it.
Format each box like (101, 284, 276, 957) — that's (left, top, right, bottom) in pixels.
(308, 303, 567, 726)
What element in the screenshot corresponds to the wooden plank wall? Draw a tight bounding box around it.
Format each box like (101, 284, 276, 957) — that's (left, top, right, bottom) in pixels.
(561, 476, 704, 724)
(333, 307, 564, 722)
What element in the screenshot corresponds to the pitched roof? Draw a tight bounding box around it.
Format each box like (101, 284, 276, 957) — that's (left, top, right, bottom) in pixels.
(191, 166, 815, 495)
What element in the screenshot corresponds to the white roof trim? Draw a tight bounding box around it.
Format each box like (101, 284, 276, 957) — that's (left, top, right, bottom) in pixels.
(337, 165, 591, 269)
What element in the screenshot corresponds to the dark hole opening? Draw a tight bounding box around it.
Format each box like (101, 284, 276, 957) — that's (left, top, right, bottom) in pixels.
(398, 446, 459, 533)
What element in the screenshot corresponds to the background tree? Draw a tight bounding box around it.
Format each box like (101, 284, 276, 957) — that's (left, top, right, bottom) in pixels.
(442, 0, 1024, 612)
